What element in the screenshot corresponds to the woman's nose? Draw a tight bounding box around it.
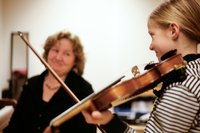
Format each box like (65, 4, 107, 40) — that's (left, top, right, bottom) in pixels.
(55, 52, 62, 60)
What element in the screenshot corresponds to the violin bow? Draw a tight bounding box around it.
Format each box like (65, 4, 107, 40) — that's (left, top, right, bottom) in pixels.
(17, 31, 106, 133)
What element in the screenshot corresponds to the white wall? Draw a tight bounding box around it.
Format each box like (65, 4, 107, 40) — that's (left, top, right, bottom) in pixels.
(1, 0, 162, 95)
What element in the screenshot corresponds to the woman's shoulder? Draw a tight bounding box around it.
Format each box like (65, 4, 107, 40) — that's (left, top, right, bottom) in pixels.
(26, 70, 47, 84)
(21, 71, 46, 94)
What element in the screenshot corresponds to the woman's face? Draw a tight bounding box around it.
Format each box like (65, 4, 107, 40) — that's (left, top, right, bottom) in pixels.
(47, 38, 75, 76)
(148, 22, 176, 61)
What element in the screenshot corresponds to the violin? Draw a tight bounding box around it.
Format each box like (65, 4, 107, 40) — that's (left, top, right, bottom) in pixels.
(50, 52, 187, 128)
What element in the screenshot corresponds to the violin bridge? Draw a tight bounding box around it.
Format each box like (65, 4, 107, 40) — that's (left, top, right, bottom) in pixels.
(132, 66, 140, 77)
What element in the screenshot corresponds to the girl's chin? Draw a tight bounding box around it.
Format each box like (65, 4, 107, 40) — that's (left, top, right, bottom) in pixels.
(156, 55, 161, 61)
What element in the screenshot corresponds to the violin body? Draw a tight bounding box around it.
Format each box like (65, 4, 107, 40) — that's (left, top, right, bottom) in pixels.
(50, 53, 186, 128)
(93, 67, 160, 110)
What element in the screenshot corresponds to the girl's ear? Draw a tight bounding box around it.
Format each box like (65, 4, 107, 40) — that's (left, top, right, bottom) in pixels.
(169, 22, 180, 40)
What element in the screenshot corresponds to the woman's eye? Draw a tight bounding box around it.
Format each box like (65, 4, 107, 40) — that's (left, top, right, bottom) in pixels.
(64, 52, 70, 56)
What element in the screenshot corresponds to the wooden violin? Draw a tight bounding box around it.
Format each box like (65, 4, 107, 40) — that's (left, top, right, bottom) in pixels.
(50, 53, 186, 128)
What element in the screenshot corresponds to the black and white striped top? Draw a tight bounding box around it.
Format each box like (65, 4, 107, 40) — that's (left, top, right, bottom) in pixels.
(102, 55, 200, 133)
(144, 56, 200, 133)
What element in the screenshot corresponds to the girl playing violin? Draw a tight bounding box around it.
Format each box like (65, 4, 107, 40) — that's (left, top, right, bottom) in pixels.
(82, 0, 200, 132)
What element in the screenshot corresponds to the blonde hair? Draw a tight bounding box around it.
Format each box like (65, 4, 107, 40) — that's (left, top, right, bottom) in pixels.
(43, 31, 86, 75)
(148, 0, 200, 42)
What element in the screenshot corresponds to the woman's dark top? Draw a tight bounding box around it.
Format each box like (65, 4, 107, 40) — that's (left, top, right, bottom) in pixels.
(4, 70, 96, 133)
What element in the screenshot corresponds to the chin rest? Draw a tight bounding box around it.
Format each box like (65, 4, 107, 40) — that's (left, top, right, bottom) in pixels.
(0, 99, 17, 132)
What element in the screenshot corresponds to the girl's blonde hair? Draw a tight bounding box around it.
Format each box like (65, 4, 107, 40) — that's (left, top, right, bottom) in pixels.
(148, 0, 200, 42)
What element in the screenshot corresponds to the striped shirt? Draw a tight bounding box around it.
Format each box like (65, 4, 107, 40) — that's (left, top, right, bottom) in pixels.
(102, 55, 200, 133)
(144, 57, 200, 133)
(136, 56, 200, 133)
